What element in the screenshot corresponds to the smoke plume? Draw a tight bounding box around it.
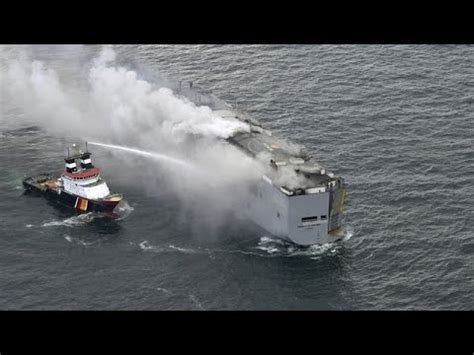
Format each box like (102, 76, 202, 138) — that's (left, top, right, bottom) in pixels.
(0, 45, 267, 240)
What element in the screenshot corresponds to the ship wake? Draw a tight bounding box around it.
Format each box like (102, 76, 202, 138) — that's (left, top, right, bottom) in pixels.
(137, 229, 353, 260)
(255, 230, 353, 258)
(255, 236, 338, 258)
(42, 201, 134, 228)
(114, 200, 134, 220)
(42, 213, 98, 228)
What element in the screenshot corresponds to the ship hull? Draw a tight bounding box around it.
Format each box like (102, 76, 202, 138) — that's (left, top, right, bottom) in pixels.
(23, 177, 121, 213)
(246, 177, 346, 246)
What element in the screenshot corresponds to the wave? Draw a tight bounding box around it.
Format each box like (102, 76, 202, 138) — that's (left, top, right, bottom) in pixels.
(115, 200, 134, 220)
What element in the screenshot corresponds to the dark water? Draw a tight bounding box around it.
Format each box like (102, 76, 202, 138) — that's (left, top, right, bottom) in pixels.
(1, 45, 473, 310)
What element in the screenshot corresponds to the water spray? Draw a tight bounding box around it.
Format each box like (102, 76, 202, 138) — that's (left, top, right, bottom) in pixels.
(88, 142, 196, 171)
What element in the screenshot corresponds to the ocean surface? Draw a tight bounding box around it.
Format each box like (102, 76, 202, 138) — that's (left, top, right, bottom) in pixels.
(0, 45, 473, 310)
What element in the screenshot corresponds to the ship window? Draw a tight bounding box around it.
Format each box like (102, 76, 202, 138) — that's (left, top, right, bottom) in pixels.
(321, 215, 327, 220)
(302, 216, 318, 223)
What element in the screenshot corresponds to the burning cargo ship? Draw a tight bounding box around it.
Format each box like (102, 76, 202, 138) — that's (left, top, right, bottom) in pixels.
(177, 83, 347, 246)
(224, 110, 346, 246)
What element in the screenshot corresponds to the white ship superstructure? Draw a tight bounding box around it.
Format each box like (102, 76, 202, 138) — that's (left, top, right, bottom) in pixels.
(61, 144, 112, 200)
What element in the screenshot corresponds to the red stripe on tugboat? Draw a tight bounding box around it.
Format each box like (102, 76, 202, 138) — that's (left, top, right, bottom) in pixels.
(23, 143, 123, 214)
(63, 167, 100, 179)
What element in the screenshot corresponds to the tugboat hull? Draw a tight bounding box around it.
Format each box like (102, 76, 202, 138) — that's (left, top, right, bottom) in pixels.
(23, 176, 122, 213)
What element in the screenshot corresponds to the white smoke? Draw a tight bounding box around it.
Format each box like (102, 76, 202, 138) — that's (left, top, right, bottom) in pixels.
(1, 46, 249, 142)
(0, 45, 265, 239)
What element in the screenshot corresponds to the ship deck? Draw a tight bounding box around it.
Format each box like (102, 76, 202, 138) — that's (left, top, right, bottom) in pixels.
(176, 85, 340, 191)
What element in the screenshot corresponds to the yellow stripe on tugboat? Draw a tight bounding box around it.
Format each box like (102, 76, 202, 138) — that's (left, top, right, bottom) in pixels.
(74, 197, 88, 211)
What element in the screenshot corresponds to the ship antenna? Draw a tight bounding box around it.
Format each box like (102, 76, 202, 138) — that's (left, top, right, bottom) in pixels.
(67, 147, 70, 157)
(85, 141, 89, 153)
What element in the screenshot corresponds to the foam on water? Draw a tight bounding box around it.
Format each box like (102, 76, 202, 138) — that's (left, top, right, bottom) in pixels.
(138, 240, 155, 250)
(138, 240, 204, 255)
(189, 294, 205, 310)
(342, 229, 354, 242)
(138, 241, 170, 253)
(255, 244, 280, 254)
(42, 213, 97, 228)
(168, 245, 201, 254)
(77, 240, 97, 247)
(156, 287, 173, 295)
(115, 200, 134, 220)
(137, 234, 349, 260)
(138, 240, 267, 258)
(62, 234, 99, 246)
(41, 206, 130, 228)
(255, 235, 346, 258)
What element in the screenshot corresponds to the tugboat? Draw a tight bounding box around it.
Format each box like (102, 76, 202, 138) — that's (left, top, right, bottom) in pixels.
(23, 143, 123, 213)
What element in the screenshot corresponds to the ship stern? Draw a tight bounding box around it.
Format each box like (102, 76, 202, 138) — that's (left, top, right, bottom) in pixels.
(286, 179, 346, 246)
